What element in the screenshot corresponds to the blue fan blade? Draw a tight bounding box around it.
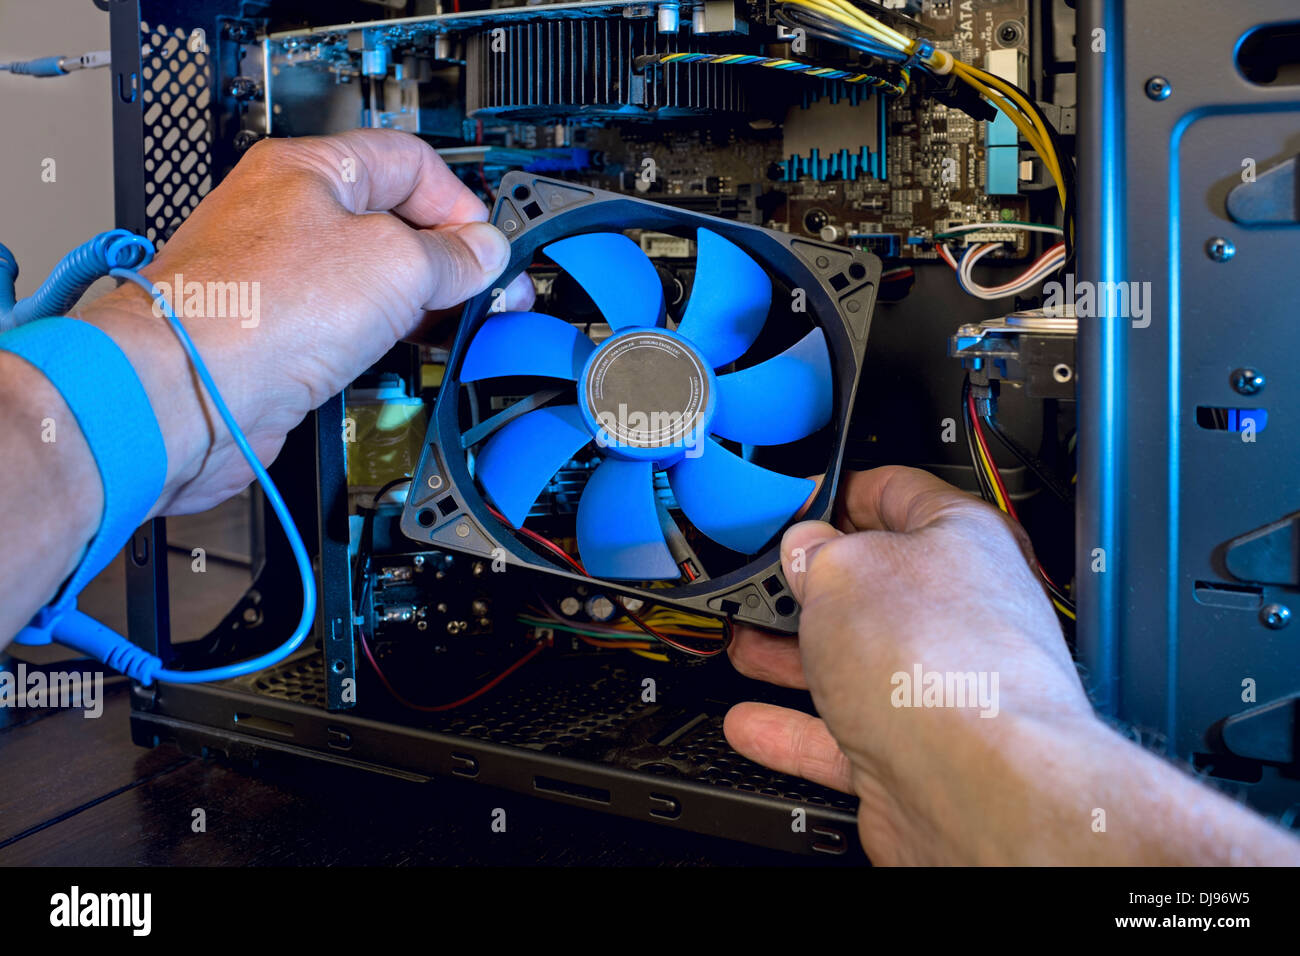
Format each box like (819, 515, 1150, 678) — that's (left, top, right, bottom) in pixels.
(710, 328, 833, 445)
(668, 439, 814, 554)
(475, 404, 592, 527)
(675, 228, 772, 368)
(544, 233, 664, 331)
(460, 311, 596, 382)
(577, 459, 680, 580)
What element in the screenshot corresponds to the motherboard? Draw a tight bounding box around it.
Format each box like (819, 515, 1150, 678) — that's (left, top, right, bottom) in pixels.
(257, 0, 1057, 265)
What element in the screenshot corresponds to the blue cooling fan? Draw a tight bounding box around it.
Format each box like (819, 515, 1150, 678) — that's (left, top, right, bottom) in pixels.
(463, 227, 832, 580)
(402, 173, 879, 633)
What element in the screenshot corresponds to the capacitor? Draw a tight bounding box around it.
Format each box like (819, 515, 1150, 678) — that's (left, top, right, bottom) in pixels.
(819, 224, 846, 243)
(376, 566, 413, 586)
(657, 3, 680, 33)
(584, 595, 617, 622)
(360, 46, 388, 77)
(381, 605, 416, 624)
(559, 596, 583, 617)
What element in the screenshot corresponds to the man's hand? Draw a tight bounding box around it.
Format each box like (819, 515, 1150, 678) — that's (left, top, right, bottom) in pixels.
(1, 129, 530, 645)
(79, 128, 532, 515)
(724, 466, 1300, 864)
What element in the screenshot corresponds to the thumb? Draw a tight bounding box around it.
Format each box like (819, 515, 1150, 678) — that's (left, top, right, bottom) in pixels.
(415, 221, 511, 311)
(780, 520, 844, 604)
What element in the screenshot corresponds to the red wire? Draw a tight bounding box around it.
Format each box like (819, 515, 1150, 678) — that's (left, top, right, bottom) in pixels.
(358, 628, 547, 712)
(483, 505, 725, 657)
(485, 504, 586, 573)
(967, 388, 1018, 521)
(968, 389, 1069, 597)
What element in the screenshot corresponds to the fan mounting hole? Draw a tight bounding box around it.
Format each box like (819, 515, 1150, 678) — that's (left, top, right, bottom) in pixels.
(775, 595, 797, 616)
(417, 508, 436, 527)
(512, 185, 531, 201)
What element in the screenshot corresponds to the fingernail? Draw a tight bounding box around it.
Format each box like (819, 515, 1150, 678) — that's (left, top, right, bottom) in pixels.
(780, 520, 841, 602)
(457, 222, 510, 273)
(506, 272, 537, 311)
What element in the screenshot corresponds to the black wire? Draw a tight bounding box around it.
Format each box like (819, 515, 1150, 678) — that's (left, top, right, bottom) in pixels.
(961, 375, 995, 502)
(1037, 108, 1077, 267)
(978, 401, 1075, 505)
(352, 476, 413, 604)
(964, 65, 1077, 266)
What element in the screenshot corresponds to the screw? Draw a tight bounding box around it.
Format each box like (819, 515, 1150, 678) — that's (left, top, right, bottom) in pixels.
(1261, 604, 1291, 630)
(1145, 76, 1172, 100)
(225, 76, 259, 100)
(1053, 363, 1074, 383)
(455, 521, 470, 537)
(233, 129, 263, 152)
(997, 21, 1023, 46)
(1205, 237, 1235, 262)
(1230, 367, 1265, 396)
(223, 21, 256, 43)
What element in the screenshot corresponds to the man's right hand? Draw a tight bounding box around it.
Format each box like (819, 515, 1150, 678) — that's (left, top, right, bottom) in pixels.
(724, 466, 1300, 864)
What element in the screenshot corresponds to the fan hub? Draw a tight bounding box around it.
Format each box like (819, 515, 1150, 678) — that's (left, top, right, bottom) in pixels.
(578, 328, 716, 462)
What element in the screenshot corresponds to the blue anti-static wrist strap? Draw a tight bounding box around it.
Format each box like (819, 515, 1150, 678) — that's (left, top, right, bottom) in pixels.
(0, 317, 167, 643)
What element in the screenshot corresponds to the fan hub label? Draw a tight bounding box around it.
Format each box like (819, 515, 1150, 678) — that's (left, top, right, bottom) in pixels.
(581, 329, 715, 457)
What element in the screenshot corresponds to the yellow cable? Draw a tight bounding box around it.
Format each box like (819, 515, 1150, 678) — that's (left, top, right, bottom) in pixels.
(972, 424, 1009, 513)
(959, 75, 1049, 165)
(1051, 597, 1077, 621)
(782, 0, 908, 51)
(951, 63, 1067, 209)
(631, 649, 671, 662)
(775, 0, 1067, 213)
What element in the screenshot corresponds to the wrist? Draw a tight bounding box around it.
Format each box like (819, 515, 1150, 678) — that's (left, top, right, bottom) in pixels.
(0, 351, 103, 638)
(76, 286, 213, 514)
(854, 708, 1118, 864)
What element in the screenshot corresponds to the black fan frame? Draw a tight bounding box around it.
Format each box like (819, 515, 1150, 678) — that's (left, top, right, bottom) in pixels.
(399, 172, 880, 634)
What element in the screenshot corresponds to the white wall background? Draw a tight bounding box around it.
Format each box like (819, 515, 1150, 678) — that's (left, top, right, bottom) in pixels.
(0, 0, 114, 297)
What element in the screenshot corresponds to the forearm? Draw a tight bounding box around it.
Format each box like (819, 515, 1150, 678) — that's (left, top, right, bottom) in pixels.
(919, 713, 1300, 865)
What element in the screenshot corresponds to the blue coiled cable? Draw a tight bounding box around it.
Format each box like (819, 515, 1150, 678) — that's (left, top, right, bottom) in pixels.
(0, 230, 152, 330)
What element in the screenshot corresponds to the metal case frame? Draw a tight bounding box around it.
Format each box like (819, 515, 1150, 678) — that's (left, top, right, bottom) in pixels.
(1077, 0, 1300, 813)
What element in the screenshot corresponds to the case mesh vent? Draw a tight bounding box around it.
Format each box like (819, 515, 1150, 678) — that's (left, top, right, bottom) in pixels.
(249, 655, 857, 811)
(140, 22, 213, 244)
